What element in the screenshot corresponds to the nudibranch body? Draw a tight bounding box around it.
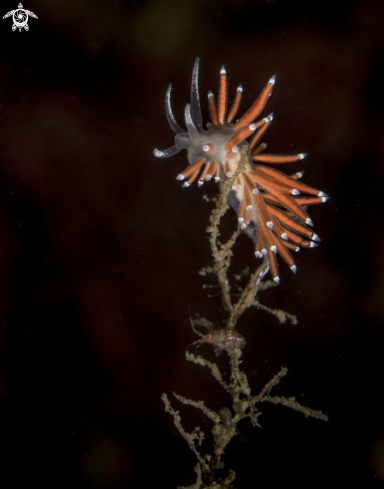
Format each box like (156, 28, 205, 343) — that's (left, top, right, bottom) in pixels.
(154, 58, 328, 283)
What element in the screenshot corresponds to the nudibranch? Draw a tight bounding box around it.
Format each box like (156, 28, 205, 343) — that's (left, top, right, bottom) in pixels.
(154, 58, 328, 283)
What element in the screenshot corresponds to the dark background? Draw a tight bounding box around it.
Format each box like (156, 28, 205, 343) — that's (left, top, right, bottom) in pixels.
(0, 0, 383, 487)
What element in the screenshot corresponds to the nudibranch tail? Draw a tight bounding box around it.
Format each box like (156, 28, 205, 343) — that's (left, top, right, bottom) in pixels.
(154, 58, 328, 283)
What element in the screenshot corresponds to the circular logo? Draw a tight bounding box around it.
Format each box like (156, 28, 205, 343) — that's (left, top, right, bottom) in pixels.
(3, 3, 38, 32)
(12, 8, 28, 30)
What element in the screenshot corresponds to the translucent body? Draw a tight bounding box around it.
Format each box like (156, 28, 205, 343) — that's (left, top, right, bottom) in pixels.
(204, 329, 246, 355)
(189, 326, 246, 356)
